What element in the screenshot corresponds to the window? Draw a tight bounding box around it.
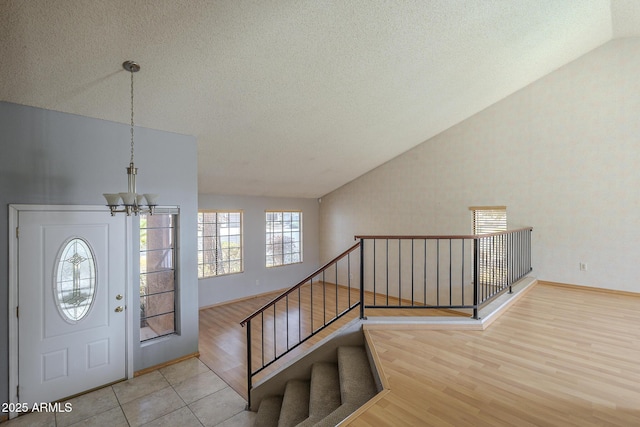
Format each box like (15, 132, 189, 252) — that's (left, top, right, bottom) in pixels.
(197, 211, 243, 278)
(471, 206, 507, 234)
(266, 211, 302, 267)
(140, 212, 177, 342)
(470, 206, 507, 286)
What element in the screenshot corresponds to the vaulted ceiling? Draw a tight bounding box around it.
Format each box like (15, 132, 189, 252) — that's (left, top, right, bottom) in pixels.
(2, 1, 639, 198)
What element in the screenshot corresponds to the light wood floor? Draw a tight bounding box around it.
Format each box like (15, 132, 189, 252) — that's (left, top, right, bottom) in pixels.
(199, 282, 465, 399)
(200, 282, 640, 426)
(346, 282, 640, 426)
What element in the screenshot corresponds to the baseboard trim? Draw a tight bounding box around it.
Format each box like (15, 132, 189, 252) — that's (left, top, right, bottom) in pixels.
(199, 288, 289, 311)
(134, 352, 200, 377)
(539, 280, 640, 297)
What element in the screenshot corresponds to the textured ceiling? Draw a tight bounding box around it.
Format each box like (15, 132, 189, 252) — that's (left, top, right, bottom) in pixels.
(1, 1, 637, 197)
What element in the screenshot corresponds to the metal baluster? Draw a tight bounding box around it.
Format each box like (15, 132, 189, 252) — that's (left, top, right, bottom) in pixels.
(347, 253, 351, 307)
(322, 270, 326, 326)
(411, 239, 415, 306)
(373, 239, 376, 306)
(461, 239, 465, 306)
(398, 239, 402, 306)
(298, 287, 301, 343)
(528, 229, 532, 273)
(386, 239, 389, 305)
(449, 239, 452, 305)
(507, 234, 512, 293)
(424, 239, 427, 306)
(360, 239, 365, 319)
(508, 232, 512, 285)
(437, 239, 440, 306)
(492, 235, 496, 296)
(517, 231, 521, 280)
(335, 262, 338, 318)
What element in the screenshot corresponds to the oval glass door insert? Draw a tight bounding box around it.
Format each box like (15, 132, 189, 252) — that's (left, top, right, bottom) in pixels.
(54, 238, 97, 322)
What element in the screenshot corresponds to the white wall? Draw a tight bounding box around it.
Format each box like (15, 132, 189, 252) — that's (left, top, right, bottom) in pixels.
(320, 38, 640, 293)
(0, 102, 199, 407)
(198, 194, 320, 307)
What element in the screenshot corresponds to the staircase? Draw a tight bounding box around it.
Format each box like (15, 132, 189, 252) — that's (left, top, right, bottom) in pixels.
(253, 346, 378, 427)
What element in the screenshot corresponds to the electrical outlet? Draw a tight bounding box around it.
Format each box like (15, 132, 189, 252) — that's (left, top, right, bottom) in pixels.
(579, 262, 587, 271)
(256, 279, 260, 286)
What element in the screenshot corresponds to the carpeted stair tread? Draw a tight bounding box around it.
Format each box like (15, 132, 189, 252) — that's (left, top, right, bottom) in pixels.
(277, 379, 310, 427)
(337, 346, 377, 406)
(295, 362, 341, 426)
(309, 362, 342, 418)
(254, 396, 283, 427)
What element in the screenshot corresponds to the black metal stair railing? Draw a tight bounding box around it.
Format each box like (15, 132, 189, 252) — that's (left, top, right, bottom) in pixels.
(240, 242, 362, 407)
(240, 227, 532, 407)
(356, 227, 532, 319)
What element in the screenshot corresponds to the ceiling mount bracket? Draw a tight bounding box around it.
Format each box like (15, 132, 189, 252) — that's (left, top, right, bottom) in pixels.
(122, 60, 140, 73)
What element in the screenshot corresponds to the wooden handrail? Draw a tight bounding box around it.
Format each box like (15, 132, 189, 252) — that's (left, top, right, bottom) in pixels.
(239, 241, 362, 326)
(355, 227, 533, 241)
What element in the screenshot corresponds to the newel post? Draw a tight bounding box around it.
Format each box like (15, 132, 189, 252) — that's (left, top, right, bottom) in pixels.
(245, 319, 252, 410)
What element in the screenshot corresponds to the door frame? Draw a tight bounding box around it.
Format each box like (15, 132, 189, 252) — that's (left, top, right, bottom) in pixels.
(8, 204, 134, 418)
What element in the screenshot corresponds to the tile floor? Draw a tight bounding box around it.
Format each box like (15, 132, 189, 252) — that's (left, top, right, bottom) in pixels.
(3, 358, 255, 427)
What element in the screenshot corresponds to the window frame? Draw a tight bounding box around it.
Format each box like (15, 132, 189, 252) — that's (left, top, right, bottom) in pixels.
(265, 210, 303, 268)
(197, 210, 244, 279)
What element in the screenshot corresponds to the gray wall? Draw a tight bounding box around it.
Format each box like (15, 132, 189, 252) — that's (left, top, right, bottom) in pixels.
(0, 102, 199, 407)
(320, 38, 640, 293)
(198, 194, 320, 308)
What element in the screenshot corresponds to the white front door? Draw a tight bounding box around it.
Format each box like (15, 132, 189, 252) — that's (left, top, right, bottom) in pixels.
(18, 209, 127, 404)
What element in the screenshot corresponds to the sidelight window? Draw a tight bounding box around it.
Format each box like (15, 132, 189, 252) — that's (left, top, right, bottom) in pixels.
(140, 212, 177, 342)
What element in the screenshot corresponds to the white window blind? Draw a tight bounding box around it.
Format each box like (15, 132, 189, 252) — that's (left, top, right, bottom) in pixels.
(470, 206, 507, 286)
(471, 206, 507, 234)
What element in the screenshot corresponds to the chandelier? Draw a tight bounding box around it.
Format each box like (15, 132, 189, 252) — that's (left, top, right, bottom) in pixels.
(103, 60, 158, 216)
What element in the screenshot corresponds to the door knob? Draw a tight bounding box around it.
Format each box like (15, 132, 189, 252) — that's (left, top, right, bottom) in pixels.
(115, 306, 124, 313)
(116, 294, 123, 300)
